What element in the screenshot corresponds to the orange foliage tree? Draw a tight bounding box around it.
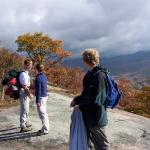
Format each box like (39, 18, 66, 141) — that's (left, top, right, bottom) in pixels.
(16, 32, 72, 65)
(0, 47, 24, 79)
(118, 78, 150, 117)
(117, 79, 136, 108)
(0, 47, 24, 100)
(0, 48, 22, 72)
(134, 86, 150, 116)
(46, 66, 84, 94)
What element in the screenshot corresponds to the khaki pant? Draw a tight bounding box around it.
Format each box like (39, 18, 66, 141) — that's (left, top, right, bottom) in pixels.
(88, 126, 110, 150)
(37, 97, 49, 133)
(19, 91, 30, 128)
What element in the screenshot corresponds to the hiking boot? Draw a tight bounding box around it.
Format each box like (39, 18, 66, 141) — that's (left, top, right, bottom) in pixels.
(36, 130, 48, 136)
(25, 122, 32, 128)
(20, 127, 32, 133)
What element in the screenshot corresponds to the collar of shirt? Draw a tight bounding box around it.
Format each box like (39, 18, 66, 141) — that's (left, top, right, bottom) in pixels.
(37, 72, 43, 75)
(89, 64, 98, 72)
(22, 69, 29, 74)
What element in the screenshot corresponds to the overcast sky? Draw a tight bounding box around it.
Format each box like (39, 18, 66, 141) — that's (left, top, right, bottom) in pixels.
(0, 0, 150, 57)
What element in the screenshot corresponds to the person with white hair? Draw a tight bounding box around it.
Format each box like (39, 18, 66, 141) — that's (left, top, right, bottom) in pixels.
(70, 48, 110, 150)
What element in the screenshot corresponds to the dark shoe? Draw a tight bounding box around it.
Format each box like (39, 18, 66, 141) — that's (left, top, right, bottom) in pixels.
(37, 130, 48, 136)
(20, 127, 32, 133)
(25, 122, 32, 128)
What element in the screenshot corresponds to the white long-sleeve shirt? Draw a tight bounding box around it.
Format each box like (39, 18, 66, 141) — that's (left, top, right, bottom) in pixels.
(19, 70, 30, 87)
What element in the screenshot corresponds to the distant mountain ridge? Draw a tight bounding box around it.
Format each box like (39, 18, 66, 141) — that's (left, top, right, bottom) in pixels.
(64, 51, 150, 78)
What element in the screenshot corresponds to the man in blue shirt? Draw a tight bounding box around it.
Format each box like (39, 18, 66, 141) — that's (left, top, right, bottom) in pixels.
(35, 64, 49, 135)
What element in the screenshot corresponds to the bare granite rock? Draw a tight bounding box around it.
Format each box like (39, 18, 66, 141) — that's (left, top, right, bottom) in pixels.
(0, 91, 150, 150)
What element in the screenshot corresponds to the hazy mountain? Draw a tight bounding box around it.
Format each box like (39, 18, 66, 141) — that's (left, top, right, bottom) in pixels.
(64, 51, 150, 79)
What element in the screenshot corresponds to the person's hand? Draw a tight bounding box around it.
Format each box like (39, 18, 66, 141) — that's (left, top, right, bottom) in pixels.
(70, 100, 75, 107)
(74, 105, 80, 111)
(37, 101, 42, 107)
(28, 93, 33, 99)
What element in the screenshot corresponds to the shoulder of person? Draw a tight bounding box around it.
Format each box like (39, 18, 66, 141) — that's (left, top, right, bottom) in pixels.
(95, 69, 107, 80)
(36, 73, 41, 79)
(36, 73, 46, 80)
(20, 71, 28, 77)
(38, 73, 46, 77)
(43, 74, 47, 79)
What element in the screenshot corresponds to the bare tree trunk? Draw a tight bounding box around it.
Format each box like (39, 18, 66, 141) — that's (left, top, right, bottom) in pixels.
(1, 69, 5, 100)
(1, 86, 5, 100)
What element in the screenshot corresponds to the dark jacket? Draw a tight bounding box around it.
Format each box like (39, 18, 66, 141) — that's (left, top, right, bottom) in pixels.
(74, 65, 108, 128)
(35, 72, 47, 103)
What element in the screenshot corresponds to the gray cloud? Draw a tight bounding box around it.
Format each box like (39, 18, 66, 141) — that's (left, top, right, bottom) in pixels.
(0, 0, 150, 57)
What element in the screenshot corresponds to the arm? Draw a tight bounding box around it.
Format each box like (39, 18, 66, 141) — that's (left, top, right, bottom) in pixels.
(78, 72, 107, 111)
(70, 95, 83, 107)
(23, 85, 33, 98)
(35, 77, 42, 103)
(70, 72, 90, 107)
(95, 72, 108, 106)
(19, 72, 33, 98)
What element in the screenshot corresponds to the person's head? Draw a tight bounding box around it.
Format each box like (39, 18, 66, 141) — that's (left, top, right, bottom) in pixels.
(82, 48, 100, 68)
(24, 59, 33, 71)
(36, 64, 45, 73)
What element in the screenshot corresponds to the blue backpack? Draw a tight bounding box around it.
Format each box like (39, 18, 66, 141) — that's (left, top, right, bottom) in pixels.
(100, 69, 122, 109)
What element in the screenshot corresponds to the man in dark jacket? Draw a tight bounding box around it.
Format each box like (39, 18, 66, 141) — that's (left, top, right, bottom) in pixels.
(70, 48, 109, 150)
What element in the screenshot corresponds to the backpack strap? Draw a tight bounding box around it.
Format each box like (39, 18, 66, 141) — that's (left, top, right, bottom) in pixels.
(17, 71, 26, 88)
(95, 67, 108, 108)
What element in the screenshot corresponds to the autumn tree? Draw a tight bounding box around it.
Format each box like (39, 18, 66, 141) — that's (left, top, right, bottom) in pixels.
(0, 48, 24, 75)
(117, 79, 136, 108)
(134, 86, 150, 117)
(16, 32, 72, 65)
(118, 78, 150, 117)
(0, 47, 23, 100)
(47, 66, 84, 94)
